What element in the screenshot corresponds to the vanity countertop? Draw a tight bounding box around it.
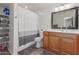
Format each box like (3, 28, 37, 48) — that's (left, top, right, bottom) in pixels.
(44, 29, 79, 34)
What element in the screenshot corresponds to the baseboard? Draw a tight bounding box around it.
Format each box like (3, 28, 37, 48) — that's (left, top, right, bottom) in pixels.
(18, 41, 35, 52)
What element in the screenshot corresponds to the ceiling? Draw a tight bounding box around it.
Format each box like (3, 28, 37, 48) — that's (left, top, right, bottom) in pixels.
(19, 3, 68, 12)
(0, 3, 79, 13)
(0, 3, 67, 12)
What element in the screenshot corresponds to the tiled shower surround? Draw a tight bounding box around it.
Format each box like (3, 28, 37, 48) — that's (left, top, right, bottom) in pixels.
(19, 31, 39, 46)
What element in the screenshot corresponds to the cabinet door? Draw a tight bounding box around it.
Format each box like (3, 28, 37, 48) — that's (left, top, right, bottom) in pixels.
(61, 38, 75, 54)
(43, 36, 49, 48)
(49, 36, 60, 51)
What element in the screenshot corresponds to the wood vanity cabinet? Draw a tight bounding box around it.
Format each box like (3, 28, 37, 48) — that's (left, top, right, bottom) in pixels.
(43, 31, 79, 55)
(43, 32, 49, 49)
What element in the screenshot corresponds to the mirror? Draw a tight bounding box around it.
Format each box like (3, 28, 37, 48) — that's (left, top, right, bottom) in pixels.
(64, 17, 73, 29)
(51, 7, 78, 29)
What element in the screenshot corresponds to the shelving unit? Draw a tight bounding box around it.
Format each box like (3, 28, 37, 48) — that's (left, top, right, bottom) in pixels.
(0, 15, 9, 50)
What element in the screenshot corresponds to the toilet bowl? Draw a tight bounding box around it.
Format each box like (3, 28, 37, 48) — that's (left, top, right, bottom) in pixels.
(34, 30, 43, 48)
(35, 37, 42, 48)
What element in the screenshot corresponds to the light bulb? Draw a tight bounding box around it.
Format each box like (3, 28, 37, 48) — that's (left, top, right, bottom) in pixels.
(25, 6, 28, 8)
(55, 7, 58, 11)
(60, 6, 64, 10)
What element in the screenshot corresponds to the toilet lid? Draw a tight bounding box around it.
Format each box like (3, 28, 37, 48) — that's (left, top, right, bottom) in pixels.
(35, 37, 41, 41)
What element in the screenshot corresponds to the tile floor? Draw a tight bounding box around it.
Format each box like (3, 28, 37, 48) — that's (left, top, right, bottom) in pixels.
(0, 45, 61, 55)
(18, 45, 58, 55)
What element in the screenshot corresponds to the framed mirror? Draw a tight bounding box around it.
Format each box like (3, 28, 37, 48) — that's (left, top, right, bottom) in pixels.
(51, 7, 78, 29)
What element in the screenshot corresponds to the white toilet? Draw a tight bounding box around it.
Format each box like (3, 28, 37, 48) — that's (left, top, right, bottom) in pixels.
(34, 30, 43, 48)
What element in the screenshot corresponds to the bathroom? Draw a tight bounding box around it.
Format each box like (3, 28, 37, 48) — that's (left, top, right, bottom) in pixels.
(0, 3, 79, 55)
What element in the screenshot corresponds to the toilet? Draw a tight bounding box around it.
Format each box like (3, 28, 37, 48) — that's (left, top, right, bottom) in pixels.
(34, 30, 43, 48)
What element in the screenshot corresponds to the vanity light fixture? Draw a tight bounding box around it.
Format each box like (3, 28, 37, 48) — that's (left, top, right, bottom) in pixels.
(65, 4, 73, 8)
(54, 6, 64, 12)
(54, 4, 74, 12)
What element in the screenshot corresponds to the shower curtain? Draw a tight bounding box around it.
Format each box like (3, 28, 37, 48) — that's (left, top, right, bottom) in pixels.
(17, 6, 39, 46)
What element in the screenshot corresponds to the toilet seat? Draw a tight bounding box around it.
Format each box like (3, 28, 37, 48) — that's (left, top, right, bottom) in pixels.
(35, 37, 41, 42)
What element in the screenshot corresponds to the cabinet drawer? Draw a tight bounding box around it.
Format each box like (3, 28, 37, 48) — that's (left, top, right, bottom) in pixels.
(49, 32, 59, 36)
(49, 32, 77, 39)
(59, 33, 77, 39)
(43, 32, 49, 36)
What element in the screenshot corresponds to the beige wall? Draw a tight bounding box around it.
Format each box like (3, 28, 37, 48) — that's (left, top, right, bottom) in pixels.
(38, 10, 51, 30)
(38, 5, 79, 30)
